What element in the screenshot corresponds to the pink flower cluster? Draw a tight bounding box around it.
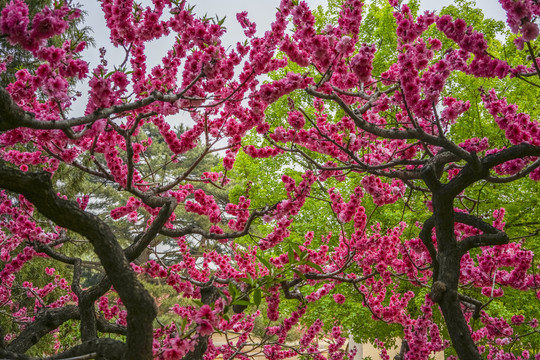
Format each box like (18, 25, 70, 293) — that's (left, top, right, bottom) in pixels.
(225, 196, 251, 232)
(401, 296, 448, 358)
(153, 116, 204, 155)
(280, 35, 310, 67)
(236, 11, 257, 38)
(393, 5, 436, 44)
(300, 318, 323, 347)
(2, 150, 47, 168)
(395, 38, 439, 118)
(306, 283, 335, 302)
(332, 293, 346, 304)
(350, 44, 376, 83)
(101, 0, 171, 46)
(203, 250, 249, 281)
(287, 110, 305, 130)
(459, 137, 490, 153)
(482, 88, 540, 146)
(258, 217, 292, 251)
(361, 175, 405, 206)
(195, 304, 218, 336)
(499, 0, 540, 48)
(201, 171, 224, 183)
(110, 196, 142, 220)
(98, 296, 123, 321)
(336, 0, 363, 41)
(270, 171, 316, 221)
(274, 306, 306, 343)
(266, 285, 281, 321)
(0, 1, 87, 106)
(328, 186, 364, 223)
(436, 15, 510, 78)
(168, 184, 195, 203)
(258, 72, 312, 104)
(87, 66, 129, 111)
(243, 145, 283, 158)
(185, 189, 222, 224)
(482, 88, 540, 179)
(318, 162, 346, 182)
(0, 0, 75, 52)
(440, 97, 470, 124)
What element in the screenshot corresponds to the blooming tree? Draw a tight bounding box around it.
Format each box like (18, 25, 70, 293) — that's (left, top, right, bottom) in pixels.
(0, 0, 539, 360)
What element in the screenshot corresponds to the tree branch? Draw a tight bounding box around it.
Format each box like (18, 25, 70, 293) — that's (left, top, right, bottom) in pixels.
(305, 87, 475, 162)
(418, 216, 438, 278)
(455, 212, 509, 254)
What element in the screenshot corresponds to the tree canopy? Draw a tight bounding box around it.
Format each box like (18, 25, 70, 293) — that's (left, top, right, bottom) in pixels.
(0, 0, 539, 359)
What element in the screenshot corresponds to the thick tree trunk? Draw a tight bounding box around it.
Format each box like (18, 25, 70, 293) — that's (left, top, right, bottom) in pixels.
(79, 294, 98, 342)
(431, 192, 481, 360)
(438, 290, 481, 359)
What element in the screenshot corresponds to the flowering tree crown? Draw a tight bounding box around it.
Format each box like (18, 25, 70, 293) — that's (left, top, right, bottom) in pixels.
(0, 0, 540, 359)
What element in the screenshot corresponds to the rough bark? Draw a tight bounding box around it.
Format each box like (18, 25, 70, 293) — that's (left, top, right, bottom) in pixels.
(1, 323, 7, 349)
(5, 305, 128, 355)
(421, 162, 481, 359)
(7, 306, 79, 354)
(415, 141, 540, 359)
(432, 188, 482, 360)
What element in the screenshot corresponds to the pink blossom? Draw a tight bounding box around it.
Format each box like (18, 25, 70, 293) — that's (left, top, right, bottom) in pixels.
(333, 294, 346, 304)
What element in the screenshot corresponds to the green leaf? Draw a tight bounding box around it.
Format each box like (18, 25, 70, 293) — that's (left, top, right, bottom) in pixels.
(256, 254, 273, 270)
(291, 242, 303, 258)
(228, 282, 237, 299)
(192, 299, 204, 307)
(172, 320, 182, 334)
(180, 317, 188, 333)
(239, 277, 252, 285)
(232, 299, 251, 306)
(292, 269, 306, 280)
(253, 288, 262, 307)
(288, 245, 295, 264)
(304, 261, 323, 273)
